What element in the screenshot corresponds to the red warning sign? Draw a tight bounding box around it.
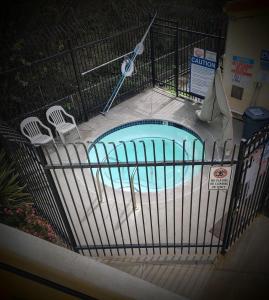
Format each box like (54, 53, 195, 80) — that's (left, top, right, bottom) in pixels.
(209, 166, 232, 190)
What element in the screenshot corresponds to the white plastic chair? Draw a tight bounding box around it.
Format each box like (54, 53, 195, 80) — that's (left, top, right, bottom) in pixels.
(20, 117, 54, 145)
(46, 105, 81, 144)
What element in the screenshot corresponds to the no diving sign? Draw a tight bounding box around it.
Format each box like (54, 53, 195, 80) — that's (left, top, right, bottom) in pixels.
(209, 166, 232, 190)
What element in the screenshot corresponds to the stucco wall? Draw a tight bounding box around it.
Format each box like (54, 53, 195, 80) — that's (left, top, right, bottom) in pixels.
(222, 14, 269, 115)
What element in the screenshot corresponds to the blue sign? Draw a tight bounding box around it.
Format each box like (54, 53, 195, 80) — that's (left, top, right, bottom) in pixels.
(232, 56, 255, 65)
(191, 56, 216, 70)
(190, 56, 216, 97)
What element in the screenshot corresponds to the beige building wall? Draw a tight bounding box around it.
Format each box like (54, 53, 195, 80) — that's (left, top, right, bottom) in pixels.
(222, 12, 269, 115)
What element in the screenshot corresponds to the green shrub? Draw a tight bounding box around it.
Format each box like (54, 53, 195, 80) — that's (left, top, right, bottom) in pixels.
(0, 150, 30, 209)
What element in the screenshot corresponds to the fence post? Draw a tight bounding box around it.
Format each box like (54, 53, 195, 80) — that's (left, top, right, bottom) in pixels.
(216, 25, 222, 70)
(259, 169, 269, 212)
(150, 25, 156, 87)
(174, 22, 179, 97)
(221, 139, 246, 254)
(68, 39, 88, 122)
(37, 146, 78, 253)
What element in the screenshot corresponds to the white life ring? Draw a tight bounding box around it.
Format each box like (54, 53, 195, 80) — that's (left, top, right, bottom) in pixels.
(121, 59, 134, 77)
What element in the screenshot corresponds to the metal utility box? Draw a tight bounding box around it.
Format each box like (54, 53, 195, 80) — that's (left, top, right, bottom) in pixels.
(243, 106, 269, 139)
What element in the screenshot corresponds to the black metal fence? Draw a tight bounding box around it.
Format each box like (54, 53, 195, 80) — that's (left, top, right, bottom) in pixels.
(222, 124, 269, 252)
(0, 17, 226, 128)
(1, 123, 269, 257)
(39, 136, 237, 256)
(152, 18, 225, 101)
(1, 16, 269, 258)
(0, 22, 152, 126)
(17, 122, 266, 257)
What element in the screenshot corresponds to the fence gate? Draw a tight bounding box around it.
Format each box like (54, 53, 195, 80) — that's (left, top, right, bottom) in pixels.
(1, 124, 269, 258)
(34, 131, 246, 257)
(37, 126, 269, 257)
(151, 17, 226, 101)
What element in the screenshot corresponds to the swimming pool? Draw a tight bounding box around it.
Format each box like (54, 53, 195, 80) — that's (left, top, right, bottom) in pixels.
(88, 120, 204, 192)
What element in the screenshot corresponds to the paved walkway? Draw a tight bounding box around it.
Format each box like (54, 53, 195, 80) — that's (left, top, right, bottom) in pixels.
(44, 88, 269, 299)
(96, 214, 269, 300)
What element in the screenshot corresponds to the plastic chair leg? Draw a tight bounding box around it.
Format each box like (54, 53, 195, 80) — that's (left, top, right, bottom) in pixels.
(76, 127, 82, 140)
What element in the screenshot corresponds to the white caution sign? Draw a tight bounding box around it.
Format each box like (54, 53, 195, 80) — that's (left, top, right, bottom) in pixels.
(190, 56, 216, 97)
(209, 166, 232, 190)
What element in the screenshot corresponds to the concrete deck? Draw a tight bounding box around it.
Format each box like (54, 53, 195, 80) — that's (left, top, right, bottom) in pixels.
(98, 214, 269, 300)
(41, 88, 267, 300)
(78, 88, 243, 148)
(44, 88, 244, 257)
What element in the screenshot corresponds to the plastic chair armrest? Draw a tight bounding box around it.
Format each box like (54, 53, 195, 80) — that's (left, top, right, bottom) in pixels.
(46, 116, 56, 127)
(38, 121, 53, 138)
(63, 111, 76, 124)
(21, 127, 31, 140)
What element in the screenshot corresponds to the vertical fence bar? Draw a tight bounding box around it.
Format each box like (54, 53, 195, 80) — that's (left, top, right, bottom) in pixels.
(52, 145, 90, 255)
(256, 153, 269, 209)
(14, 146, 55, 227)
(92, 143, 115, 256)
(209, 141, 227, 254)
(22, 145, 67, 242)
(62, 144, 97, 256)
(181, 140, 186, 254)
(42, 145, 83, 253)
(150, 25, 156, 87)
(188, 140, 196, 254)
(162, 140, 168, 254)
(37, 146, 78, 253)
(120, 141, 141, 255)
(174, 22, 179, 97)
(244, 144, 266, 225)
(111, 142, 134, 255)
(100, 142, 125, 255)
(216, 144, 237, 253)
(221, 139, 246, 254)
(195, 141, 205, 254)
(152, 140, 161, 254)
(202, 141, 216, 255)
(172, 140, 176, 254)
(140, 141, 155, 254)
(76, 143, 106, 256)
(258, 158, 269, 212)
(230, 165, 249, 243)
(131, 141, 148, 255)
(242, 176, 262, 230)
(67, 39, 87, 121)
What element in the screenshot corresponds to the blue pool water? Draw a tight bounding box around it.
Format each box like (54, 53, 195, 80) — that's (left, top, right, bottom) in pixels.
(88, 120, 203, 192)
